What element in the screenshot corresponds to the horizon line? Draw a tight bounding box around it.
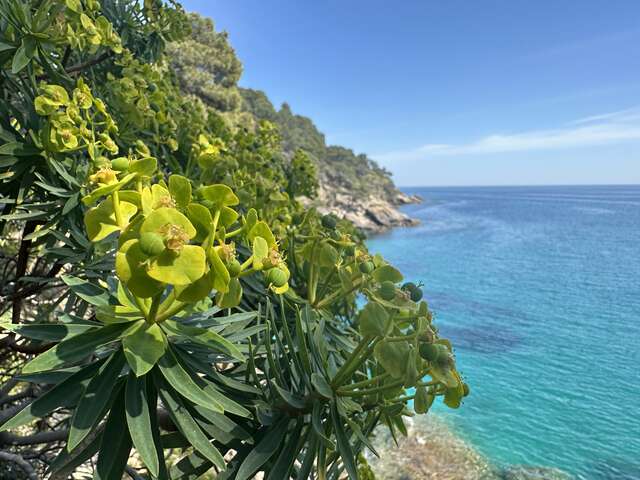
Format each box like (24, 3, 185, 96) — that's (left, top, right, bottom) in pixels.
(396, 182, 640, 188)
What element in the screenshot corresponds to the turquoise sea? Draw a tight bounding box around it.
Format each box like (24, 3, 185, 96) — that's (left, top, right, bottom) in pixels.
(367, 185, 640, 480)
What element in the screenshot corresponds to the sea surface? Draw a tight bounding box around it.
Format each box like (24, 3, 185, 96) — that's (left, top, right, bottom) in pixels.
(367, 185, 640, 480)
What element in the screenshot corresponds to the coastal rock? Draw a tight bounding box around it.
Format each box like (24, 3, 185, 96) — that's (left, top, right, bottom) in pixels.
(306, 184, 420, 233)
(394, 191, 423, 205)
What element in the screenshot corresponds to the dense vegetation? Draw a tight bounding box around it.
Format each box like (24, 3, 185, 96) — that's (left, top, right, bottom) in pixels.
(0, 1, 467, 479)
(167, 13, 403, 208)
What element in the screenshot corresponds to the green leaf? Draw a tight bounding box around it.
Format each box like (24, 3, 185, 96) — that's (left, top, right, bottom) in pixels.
(311, 402, 334, 449)
(95, 393, 132, 480)
(331, 403, 358, 480)
(0, 361, 103, 432)
(162, 320, 244, 361)
(140, 207, 196, 238)
(273, 383, 305, 409)
(252, 236, 269, 270)
(316, 242, 339, 267)
(187, 203, 213, 242)
(266, 420, 303, 480)
(358, 302, 390, 338)
(311, 373, 333, 399)
(372, 264, 403, 283)
(84, 197, 137, 241)
(129, 157, 157, 176)
(169, 175, 192, 209)
(169, 451, 212, 480)
(199, 184, 238, 207)
(11, 39, 33, 74)
(122, 322, 167, 377)
(61, 275, 114, 307)
(125, 373, 160, 477)
(208, 246, 230, 292)
(0, 142, 40, 156)
(155, 373, 226, 470)
(373, 340, 411, 380)
(191, 404, 252, 444)
(215, 277, 242, 309)
(0, 322, 96, 341)
(68, 350, 126, 451)
(147, 245, 206, 285)
(248, 221, 276, 247)
(157, 347, 223, 412)
(175, 269, 214, 302)
(22, 323, 132, 374)
(115, 239, 165, 298)
(236, 417, 289, 480)
(82, 173, 138, 205)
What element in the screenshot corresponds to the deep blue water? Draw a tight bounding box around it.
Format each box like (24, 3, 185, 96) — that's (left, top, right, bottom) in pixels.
(367, 185, 640, 480)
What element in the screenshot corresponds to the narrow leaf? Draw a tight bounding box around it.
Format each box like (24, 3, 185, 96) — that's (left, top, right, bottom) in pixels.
(155, 373, 226, 470)
(68, 350, 126, 451)
(125, 373, 160, 477)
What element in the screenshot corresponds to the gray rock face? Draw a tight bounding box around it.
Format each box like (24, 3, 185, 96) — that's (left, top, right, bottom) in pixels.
(308, 184, 421, 233)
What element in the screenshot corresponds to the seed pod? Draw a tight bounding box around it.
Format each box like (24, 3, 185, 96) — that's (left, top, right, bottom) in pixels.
(414, 386, 430, 414)
(359, 261, 375, 274)
(401, 282, 417, 292)
(418, 342, 442, 362)
(227, 259, 241, 277)
(462, 383, 470, 397)
(266, 267, 288, 287)
(410, 287, 423, 302)
(321, 214, 337, 230)
(378, 281, 397, 301)
(110, 157, 129, 172)
(139, 232, 165, 257)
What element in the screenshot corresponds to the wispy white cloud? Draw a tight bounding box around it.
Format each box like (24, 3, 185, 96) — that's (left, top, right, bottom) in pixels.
(374, 107, 640, 162)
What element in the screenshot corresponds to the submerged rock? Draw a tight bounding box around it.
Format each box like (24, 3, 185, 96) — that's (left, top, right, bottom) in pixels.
(368, 416, 573, 480)
(500, 466, 572, 480)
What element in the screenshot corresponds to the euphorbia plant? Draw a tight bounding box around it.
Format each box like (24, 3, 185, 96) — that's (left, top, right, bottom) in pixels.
(0, 1, 467, 478)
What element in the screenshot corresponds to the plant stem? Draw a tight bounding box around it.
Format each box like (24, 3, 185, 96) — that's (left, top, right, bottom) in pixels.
(112, 190, 124, 227)
(331, 336, 374, 387)
(338, 373, 390, 391)
(147, 293, 163, 323)
(156, 301, 187, 322)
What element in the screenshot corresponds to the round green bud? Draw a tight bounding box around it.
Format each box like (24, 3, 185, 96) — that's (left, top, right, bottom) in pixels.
(321, 214, 338, 230)
(139, 232, 165, 257)
(227, 259, 241, 277)
(378, 281, 397, 301)
(148, 83, 158, 93)
(418, 343, 442, 362)
(110, 157, 129, 172)
(410, 287, 423, 302)
(266, 267, 288, 288)
(359, 261, 375, 274)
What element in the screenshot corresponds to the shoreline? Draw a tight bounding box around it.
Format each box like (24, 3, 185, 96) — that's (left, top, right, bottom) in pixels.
(368, 415, 573, 480)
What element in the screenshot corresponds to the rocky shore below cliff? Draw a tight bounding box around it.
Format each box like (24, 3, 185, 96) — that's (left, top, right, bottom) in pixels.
(309, 185, 422, 233)
(368, 416, 572, 480)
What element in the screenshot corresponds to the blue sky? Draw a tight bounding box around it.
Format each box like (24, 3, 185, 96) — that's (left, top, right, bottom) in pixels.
(181, 1, 640, 186)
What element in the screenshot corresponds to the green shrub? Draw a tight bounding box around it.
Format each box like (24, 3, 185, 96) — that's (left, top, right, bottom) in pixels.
(0, 1, 467, 478)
